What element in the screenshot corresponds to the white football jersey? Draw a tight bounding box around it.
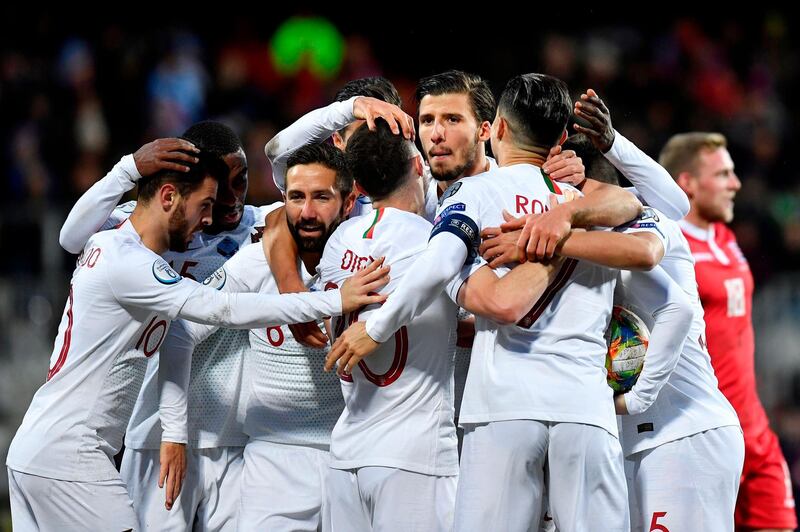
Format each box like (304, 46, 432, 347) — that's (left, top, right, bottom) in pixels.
(125, 203, 282, 449)
(438, 164, 622, 436)
(6, 221, 200, 481)
(207, 243, 346, 448)
(427, 157, 497, 419)
(617, 208, 740, 456)
(318, 208, 460, 476)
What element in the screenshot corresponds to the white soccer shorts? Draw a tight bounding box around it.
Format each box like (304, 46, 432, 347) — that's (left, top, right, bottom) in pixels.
(120, 446, 243, 531)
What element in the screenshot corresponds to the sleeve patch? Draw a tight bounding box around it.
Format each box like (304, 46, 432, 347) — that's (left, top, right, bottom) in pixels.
(614, 207, 664, 238)
(202, 267, 227, 290)
(152, 259, 182, 285)
(430, 212, 479, 263)
(433, 202, 466, 225)
(438, 181, 463, 206)
(117, 200, 137, 214)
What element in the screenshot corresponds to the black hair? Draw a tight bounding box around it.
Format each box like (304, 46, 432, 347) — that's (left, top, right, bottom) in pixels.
(562, 133, 622, 185)
(137, 150, 228, 202)
(181, 121, 243, 157)
(286, 142, 354, 199)
(334, 76, 401, 106)
(497, 73, 571, 148)
(415, 70, 496, 124)
(346, 120, 415, 200)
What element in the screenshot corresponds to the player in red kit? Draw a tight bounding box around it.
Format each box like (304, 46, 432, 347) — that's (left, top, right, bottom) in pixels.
(661, 132, 797, 532)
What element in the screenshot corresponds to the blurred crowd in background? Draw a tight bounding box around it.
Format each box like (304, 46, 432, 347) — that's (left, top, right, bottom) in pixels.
(2, 9, 800, 525)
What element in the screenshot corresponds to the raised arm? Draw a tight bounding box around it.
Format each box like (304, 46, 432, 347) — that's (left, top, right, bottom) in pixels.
(60, 139, 199, 253)
(265, 96, 414, 191)
(573, 88, 689, 219)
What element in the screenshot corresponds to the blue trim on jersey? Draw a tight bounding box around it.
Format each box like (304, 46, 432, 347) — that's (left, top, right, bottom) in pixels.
(613, 207, 665, 239)
(430, 212, 479, 263)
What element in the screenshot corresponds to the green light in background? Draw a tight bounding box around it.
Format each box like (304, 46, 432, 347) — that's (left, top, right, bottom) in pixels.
(270, 16, 345, 80)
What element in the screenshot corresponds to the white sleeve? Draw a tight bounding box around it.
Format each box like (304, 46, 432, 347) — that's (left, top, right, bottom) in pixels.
(178, 285, 342, 329)
(110, 254, 202, 319)
(158, 319, 193, 444)
(366, 231, 468, 343)
(445, 255, 487, 305)
(603, 131, 689, 220)
(265, 97, 357, 191)
(614, 206, 669, 252)
(157, 259, 254, 443)
(619, 267, 694, 415)
(59, 155, 141, 253)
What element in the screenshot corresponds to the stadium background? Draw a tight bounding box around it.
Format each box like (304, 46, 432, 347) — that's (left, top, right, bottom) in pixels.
(2, 9, 799, 529)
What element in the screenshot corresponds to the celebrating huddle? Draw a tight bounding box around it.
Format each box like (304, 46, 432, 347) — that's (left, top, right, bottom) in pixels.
(6, 70, 794, 532)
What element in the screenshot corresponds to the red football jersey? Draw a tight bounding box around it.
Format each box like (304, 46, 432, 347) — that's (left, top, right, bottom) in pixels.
(679, 220, 769, 438)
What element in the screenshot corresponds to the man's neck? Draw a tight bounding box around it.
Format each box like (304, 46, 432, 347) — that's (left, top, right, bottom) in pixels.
(128, 208, 169, 255)
(299, 251, 322, 276)
(683, 208, 712, 230)
(499, 148, 547, 169)
(373, 181, 425, 217)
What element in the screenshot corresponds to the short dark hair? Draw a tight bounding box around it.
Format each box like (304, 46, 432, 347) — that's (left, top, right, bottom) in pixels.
(562, 133, 622, 186)
(334, 77, 401, 106)
(286, 143, 353, 199)
(497, 73, 571, 148)
(137, 150, 228, 202)
(346, 120, 415, 201)
(415, 70, 496, 124)
(182, 121, 243, 157)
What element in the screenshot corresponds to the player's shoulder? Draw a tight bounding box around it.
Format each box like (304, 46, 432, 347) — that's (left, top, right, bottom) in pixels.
(331, 210, 370, 240)
(437, 172, 491, 208)
(89, 221, 143, 255)
(227, 238, 266, 266)
(88, 224, 181, 287)
(376, 207, 431, 232)
(354, 209, 428, 270)
(357, 207, 429, 241)
(450, 164, 525, 195)
(247, 202, 284, 227)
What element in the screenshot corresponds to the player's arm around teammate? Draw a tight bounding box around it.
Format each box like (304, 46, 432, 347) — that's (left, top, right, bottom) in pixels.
(482, 205, 693, 416)
(263, 94, 413, 348)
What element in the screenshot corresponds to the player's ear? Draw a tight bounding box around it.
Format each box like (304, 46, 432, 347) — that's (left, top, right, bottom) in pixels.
(478, 120, 492, 142)
(413, 154, 424, 178)
(342, 189, 358, 218)
(332, 131, 346, 151)
(159, 183, 178, 211)
(496, 117, 507, 142)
